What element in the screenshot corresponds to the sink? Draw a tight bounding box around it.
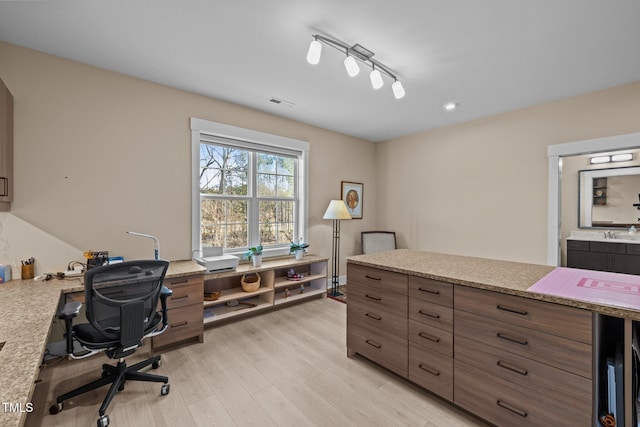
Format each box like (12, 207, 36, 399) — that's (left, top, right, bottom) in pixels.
(568, 230, 640, 244)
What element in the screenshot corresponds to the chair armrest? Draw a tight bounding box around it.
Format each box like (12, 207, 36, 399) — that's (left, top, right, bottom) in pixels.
(58, 301, 82, 319)
(58, 301, 82, 355)
(159, 286, 172, 328)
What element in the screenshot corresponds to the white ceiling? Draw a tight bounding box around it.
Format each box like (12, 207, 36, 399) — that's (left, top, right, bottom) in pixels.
(0, 0, 639, 142)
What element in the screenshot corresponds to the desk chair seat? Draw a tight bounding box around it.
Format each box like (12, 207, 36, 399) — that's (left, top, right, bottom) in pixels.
(49, 260, 172, 427)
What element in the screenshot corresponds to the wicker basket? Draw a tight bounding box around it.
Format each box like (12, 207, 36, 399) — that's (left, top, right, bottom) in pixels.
(241, 272, 261, 292)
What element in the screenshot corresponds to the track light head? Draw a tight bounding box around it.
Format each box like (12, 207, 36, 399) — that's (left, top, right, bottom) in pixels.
(306, 39, 322, 65)
(392, 80, 405, 99)
(369, 68, 384, 90)
(343, 55, 360, 77)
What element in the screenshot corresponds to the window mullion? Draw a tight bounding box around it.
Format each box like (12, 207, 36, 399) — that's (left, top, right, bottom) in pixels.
(248, 152, 260, 246)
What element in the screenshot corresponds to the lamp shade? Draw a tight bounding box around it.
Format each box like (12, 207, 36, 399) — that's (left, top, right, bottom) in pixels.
(323, 200, 352, 220)
(343, 55, 360, 77)
(392, 80, 405, 99)
(306, 40, 322, 65)
(369, 68, 384, 90)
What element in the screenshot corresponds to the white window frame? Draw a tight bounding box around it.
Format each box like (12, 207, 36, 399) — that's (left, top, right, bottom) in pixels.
(191, 118, 309, 259)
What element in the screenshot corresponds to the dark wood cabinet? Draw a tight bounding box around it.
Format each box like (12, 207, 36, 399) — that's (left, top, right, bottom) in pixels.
(0, 78, 13, 211)
(567, 239, 640, 275)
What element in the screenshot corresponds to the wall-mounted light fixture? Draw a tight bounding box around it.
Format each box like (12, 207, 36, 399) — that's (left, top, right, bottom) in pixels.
(589, 153, 634, 165)
(306, 34, 406, 99)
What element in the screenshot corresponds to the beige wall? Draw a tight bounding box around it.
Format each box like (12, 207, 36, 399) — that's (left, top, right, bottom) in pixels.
(0, 42, 377, 273)
(377, 82, 640, 265)
(3, 40, 640, 272)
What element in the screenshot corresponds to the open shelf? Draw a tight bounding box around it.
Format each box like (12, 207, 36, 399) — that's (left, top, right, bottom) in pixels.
(273, 273, 326, 290)
(202, 255, 328, 326)
(203, 285, 272, 308)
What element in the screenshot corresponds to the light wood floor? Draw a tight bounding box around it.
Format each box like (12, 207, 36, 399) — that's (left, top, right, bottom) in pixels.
(26, 298, 489, 427)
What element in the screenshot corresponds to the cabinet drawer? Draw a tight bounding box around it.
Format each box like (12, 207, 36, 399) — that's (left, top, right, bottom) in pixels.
(590, 241, 626, 254)
(455, 286, 592, 344)
(408, 345, 453, 401)
(455, 310, 591, 378)
(166, 281, 204, 309)
(347, 264, 407, 294)
(152, 305, 203, 349)
(626, 244, 640, 255)
(409, 299, 453, 333)
(409, 319, 452, 357)
(408, 276, 452, 307)
(455, 335, 591, 410)
(454, 361, 590, 427)
(348, 281, 407, 313)
(347, 297, 407, 338)
(347, 323, 407, 378)
(567, 240, 589, 251)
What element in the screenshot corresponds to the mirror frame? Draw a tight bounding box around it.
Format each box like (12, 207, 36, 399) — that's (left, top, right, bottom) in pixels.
(579, 165, 640, 228)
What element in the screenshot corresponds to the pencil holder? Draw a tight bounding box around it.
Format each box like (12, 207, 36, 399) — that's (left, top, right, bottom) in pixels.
(21, 264, 34, 280)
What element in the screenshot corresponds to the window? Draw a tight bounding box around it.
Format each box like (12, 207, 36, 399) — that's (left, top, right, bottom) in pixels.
(191, 118, 309, 258)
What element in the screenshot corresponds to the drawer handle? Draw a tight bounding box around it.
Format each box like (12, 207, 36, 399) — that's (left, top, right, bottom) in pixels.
(365, 275, 382, 281)
(418, 364, 440, 376)
(170, 279, 189, 285)
(365, 313, 382, 321)
(418, 309, 440, 319)
(496, 360, 528, 376)
(496, 333, 528, 346)
(171, 321, 189, 328)
(496, 305, 528, 316)
(496, 400, 528, 418)
(418, 332, 440, 343)
(418, 287, 440, 295)
(365, 339, 382, 349)
(171, 295, 189, 301)
(365, 294, 382, 301)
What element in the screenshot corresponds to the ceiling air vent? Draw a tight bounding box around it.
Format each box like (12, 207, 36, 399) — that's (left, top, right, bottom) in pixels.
(268, 97, 295, 108)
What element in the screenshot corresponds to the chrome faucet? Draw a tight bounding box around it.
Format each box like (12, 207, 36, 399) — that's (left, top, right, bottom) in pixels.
(603, 230, 615, 239)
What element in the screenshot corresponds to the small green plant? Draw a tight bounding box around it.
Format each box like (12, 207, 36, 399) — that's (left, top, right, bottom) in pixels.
(242, 245, 263, 260)
(289, 239, 309, 254)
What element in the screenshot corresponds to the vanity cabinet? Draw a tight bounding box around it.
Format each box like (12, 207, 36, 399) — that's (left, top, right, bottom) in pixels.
(152, 273, 204, 351)
(453, 286, 592, 427)
(567, 239, 640, 275)
(0, 78, 13, 211)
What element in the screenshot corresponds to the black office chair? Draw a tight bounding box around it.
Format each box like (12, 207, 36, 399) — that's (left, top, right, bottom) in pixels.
(49, 260, 172, 427)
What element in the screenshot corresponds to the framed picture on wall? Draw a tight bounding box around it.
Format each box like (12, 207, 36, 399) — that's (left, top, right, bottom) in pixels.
(341, 181, 363, 219)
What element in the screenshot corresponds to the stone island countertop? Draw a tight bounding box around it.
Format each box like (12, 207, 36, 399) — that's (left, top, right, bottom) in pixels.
(348, 249, 640, 320)
(0, 260, 204, 427)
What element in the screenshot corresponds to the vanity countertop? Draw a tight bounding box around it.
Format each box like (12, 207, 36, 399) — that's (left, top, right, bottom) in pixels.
(348, 249, 640, 320)
(567, 230, 640, 244)
(0, 259, 204, 427)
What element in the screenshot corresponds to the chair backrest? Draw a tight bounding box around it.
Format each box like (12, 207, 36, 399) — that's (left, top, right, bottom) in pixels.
(361, 231, 397, 254)
(84, 260, 169, 345)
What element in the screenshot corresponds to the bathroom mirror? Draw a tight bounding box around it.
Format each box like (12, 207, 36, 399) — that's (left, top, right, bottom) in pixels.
(579, 166, 640, 228)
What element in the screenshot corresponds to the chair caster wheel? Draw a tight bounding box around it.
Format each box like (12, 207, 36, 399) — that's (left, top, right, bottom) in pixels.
(97, 414, 110, 427)
(118, 383, 125, 392)
(152, 359, 161, 369)
(49, 402, 63, 415)
(161, 383, 170, 395)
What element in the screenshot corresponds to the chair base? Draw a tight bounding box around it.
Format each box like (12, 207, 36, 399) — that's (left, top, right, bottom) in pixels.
(50, 355, 168, 419)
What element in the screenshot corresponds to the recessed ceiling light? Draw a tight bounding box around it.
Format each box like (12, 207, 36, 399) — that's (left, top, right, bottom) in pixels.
(443, 102, 458, 111)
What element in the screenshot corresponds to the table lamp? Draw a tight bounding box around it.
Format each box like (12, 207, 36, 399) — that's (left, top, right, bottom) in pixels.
(323, 200, 352, 297)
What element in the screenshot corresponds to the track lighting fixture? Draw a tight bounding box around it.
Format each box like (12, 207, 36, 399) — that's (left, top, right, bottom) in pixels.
(306, 34, 406, 100)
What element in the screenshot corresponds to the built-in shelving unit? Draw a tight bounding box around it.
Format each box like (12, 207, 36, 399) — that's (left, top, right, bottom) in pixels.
(202, 255, 327, 325)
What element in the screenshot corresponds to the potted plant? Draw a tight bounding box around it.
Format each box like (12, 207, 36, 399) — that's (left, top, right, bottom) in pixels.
(289, 239, 309, 260)
(242, 245, 263, 267)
